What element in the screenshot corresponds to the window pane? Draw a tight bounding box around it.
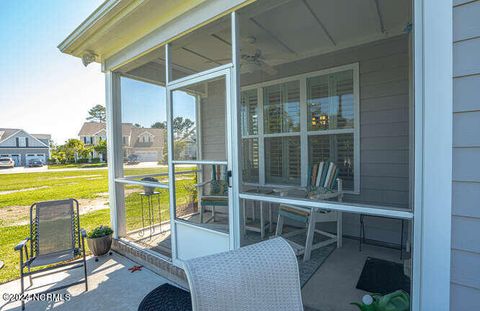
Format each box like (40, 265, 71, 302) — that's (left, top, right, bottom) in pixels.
(264, 81, 300, 134)
(174, 164, 229, 234)
(308, 70, 354, 131)
(309, 133, 354, 191)
(241, 89, 258, 136)
(172, 88, 198, 161)
(242, 138, 259, 183)
(172, 76, 227, 162)
(120, 77, 167, 174)
(265, 136, 300, 185)
(124, 184, 171, 258)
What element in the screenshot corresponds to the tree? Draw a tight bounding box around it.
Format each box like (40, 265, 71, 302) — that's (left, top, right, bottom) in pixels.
(94, 140, 107, 161)
(50, 148, 67, 164)
(133, 123, 142, 128)
(86, 105, 106, 123)
(151, 121, 167, 129)
(157, 117, 195, 163)
(62, 139, 87, 163)
(173, 117, 195, 141)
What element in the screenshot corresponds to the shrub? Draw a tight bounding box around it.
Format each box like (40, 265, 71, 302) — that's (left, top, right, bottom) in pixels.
(91, 157, 101, 163)
(88, 225, 113, 239)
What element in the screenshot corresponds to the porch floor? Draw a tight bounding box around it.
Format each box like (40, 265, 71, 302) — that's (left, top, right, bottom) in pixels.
(125, 211, 227, 259)
(302, 238, 403, 311)
(125, 221, 405, 311)
(0, 253, 173, 311)
(0, 238, 404, 311)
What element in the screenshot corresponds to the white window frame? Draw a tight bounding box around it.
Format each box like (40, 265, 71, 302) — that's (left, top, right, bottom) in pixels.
(241, 63, 360, 193)
(18, 137, 27, 147)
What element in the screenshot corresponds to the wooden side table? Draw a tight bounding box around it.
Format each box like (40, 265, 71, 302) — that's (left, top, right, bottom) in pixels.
(243, 188, 274, 239)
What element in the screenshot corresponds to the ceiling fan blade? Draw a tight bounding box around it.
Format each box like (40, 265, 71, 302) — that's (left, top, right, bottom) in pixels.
(259, 61, 277, 75)
(240, 36, 259, 55)
(204, 58, 231, 63)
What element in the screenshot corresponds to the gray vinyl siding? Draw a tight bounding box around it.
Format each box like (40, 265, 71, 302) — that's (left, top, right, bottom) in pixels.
(0, 130, 48, 148)
(451, 1, 480, 309)
(200, 78, 226, 161)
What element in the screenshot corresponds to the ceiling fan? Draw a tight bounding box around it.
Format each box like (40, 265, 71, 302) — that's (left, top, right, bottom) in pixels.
(240, 48, 278, 75)
(207, 36, 278, 75)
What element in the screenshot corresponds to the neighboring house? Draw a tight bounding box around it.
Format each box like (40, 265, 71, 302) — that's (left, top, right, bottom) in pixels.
(178, 137, 197, 160)
(0, 128, 50, 166)
(60, 1, 475, 310)
(78, 122, 164, 162)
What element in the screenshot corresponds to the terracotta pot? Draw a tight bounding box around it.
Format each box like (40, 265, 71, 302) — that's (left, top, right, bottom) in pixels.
(87, 234, 112, 257)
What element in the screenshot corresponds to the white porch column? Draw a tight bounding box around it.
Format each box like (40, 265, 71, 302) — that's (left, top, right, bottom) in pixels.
(105, 71, 126, 238)
(412, 0, 452, 310)
(230, 11, 241, 249)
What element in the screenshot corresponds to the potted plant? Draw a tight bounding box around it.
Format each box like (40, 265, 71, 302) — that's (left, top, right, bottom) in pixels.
(87, 225, 114, 261)
(351, 290, 410, 311)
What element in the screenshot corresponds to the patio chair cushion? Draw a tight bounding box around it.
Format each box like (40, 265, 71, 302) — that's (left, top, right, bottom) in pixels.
(278, 204, 311, 223)
(207, 165, 228, 196)
(309, 162, 338, 191)
(28, 249, 76, 267)
(200, 196, 228, 207)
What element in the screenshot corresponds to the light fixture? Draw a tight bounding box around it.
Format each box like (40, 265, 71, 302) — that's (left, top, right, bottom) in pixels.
(81, 51, 97, 67)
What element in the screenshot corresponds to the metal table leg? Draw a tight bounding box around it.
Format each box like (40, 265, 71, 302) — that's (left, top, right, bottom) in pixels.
(139, 195, 145, 237)
(260, 201, 265, 239)
(268, 202, 273, 233)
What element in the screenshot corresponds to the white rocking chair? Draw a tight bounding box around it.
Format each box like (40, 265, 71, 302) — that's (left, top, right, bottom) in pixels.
(275, 161, 343, 262)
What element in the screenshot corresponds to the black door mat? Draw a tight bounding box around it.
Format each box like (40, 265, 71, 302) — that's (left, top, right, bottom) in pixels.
(356, 257, 410, 295)
(138, 283, 192, 311)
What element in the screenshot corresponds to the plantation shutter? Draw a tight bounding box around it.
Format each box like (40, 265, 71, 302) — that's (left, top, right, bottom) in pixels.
(265, 137, 300, 185)
(241, 90, 258, 136)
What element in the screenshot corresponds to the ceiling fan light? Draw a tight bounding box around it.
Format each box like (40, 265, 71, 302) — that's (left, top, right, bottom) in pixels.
(241, 62, 257, 74)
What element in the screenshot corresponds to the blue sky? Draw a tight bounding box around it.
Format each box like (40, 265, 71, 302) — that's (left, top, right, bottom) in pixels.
(121, 78, 196, 128)
(0, 1, 197, 144)
(0, 0, 104, 144)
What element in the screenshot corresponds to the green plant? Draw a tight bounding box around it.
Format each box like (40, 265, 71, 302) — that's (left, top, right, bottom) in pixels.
(351, 290, 410, 311)
(88, 225, 113, 239)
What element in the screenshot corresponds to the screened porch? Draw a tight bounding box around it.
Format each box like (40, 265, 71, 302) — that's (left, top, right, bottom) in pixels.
(111, 0, 415, 310)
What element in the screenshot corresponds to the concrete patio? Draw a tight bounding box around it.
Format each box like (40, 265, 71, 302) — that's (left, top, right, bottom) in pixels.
(0, 253, 176, 311)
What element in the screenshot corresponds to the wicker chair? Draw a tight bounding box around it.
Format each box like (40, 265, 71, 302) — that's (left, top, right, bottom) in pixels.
(14, 199, 88, 310)
(183, 238, 303, 311)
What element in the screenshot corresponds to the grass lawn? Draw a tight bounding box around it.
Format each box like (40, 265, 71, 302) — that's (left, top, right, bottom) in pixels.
(0, 166, 196, 284)
(0, 167, 175, 209)
(48, 163, 108, 169)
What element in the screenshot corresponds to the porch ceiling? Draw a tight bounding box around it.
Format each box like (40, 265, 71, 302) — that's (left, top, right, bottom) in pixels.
(121, 0, 411, 82)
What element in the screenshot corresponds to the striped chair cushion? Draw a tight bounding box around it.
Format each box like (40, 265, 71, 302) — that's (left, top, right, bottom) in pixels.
(310, 162, 338, 190)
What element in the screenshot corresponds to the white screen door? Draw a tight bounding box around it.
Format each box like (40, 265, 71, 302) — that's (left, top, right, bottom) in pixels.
(167, 68, 237, 263)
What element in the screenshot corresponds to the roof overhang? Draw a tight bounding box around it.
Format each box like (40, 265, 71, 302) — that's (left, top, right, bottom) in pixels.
(58, 0, 210, 65)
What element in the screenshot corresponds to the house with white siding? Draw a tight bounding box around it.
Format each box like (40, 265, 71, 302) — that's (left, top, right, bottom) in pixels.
(57, 0, 478, 310)
(78, 121, 165, 162)
(0, 128, 50, 166)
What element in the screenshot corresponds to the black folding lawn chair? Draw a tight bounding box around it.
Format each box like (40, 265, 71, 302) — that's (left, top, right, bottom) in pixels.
(14, 199, 88, 310)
